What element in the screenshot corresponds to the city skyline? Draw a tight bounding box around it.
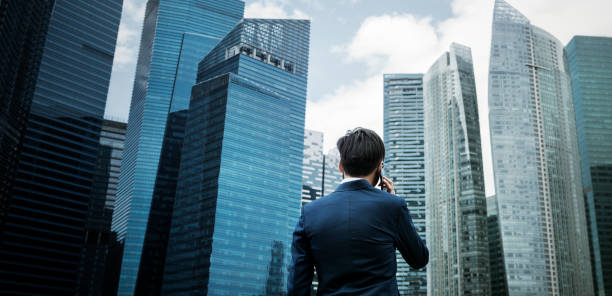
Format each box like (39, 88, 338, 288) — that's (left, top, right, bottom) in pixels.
(106, 0, 612, 197)
(0, 0, 611, 295)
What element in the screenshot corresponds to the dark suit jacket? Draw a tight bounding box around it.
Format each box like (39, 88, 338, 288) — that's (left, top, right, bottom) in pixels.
(288, 179, 429, 296)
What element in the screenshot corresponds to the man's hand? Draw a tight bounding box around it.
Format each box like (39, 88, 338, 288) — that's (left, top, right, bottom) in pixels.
(381, 176, 395, 194)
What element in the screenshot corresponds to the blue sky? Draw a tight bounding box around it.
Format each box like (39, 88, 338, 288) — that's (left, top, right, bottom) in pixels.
(104, 0, 612, 195)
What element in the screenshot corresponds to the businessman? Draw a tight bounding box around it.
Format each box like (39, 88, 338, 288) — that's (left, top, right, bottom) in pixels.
(288, 127, 429, 295)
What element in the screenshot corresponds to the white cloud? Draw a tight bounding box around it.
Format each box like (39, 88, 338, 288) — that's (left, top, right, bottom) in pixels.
(112, 0, 146, 70)
(306, 0, 612, 196)
(245, 1, 311, 19)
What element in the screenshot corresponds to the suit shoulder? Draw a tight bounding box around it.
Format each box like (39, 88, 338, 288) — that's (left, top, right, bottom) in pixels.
(376, 190, 406, 207)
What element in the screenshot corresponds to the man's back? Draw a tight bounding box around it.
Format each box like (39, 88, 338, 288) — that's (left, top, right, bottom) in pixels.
(288, 179, 429, 295)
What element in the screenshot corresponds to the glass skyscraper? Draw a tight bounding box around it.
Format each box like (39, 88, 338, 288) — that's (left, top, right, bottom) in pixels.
(78, 119, 127, 295)
(566, 35, 612, 296)
(112, 1, 244, 294)
(383, 73, 426, 295)
(162, 18, 310, 295)
(0, 0, 122, 294)
(488, 1, 594, 295)
(0, 0, 54, 224)
(302, 129, 324, 206)
(424, 43, 489, 295)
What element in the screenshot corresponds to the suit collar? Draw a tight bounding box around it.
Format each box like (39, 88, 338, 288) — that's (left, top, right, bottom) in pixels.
(334, 179, 375, 192)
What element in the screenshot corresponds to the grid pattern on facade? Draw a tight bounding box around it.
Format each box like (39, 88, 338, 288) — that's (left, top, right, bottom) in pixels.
(488, 1, 594, 295)
(566, 35, 612, 296)
(424, 43, 490, 296)
(383, 73, 427, 295)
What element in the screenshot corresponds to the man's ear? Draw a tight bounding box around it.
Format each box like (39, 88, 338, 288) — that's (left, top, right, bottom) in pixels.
(338, 161, 344, 173)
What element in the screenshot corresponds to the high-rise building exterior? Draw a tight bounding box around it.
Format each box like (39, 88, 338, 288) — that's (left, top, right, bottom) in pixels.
(383, 73, 427, 295)
(302, 129, 324, 206)
(566, 35, 612, 296)
(112, 1, 244, 294)
(487, 195, 508, 296)
(424, 43, 489, 295)
(0, 0, 122, 294)
(162, 19, 310, 295)
(323, 148, 343, 195)
(0, 0, 54, 225)
(77, 119, 127, 295)
(488, 1, 594, 295)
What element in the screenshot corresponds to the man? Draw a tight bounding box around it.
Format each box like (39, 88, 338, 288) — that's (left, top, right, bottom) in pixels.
(288, 127, 429, 295)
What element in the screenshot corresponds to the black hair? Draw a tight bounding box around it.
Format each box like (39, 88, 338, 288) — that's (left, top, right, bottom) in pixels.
(336, 127, 385, 177)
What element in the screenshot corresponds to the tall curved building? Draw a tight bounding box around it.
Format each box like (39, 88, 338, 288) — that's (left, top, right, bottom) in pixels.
(488, 1, 594, 295)
(424, 43, 490, 295)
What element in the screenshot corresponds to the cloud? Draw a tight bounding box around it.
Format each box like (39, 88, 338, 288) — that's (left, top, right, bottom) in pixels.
(245, 1, 311, 19)
(112, 0, 146, 70)
(305, 0, 612, 196)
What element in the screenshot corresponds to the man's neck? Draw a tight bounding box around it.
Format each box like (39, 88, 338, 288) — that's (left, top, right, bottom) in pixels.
(342, 174, 377, 186)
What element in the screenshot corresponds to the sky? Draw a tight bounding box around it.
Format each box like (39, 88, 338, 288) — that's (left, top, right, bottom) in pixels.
(104, 0, 612, 196)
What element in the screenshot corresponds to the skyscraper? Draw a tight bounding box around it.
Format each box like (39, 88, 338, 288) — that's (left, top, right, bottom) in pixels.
(488, 1, 594, 295)
(0, 0, 122, 294)
(302, 129, 324, 206)
(486, 195, 508, 296)
(383, 73, 426, 295)
(112, 1, 244, 294)
(323, 148, 343, 195)
(424, 43, 489, 295)
(162, 18, 310, 295)
(78, 119, 127, 295)
(566, 35, 612, 296)
(0, 0, 54, 225)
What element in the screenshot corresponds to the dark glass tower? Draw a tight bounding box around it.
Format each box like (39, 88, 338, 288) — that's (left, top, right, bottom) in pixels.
(77, 119, 127, 295)
(566, 35, 612, 296)
(162, 18, 310, 295)
(383, 73, 426, 295)
(0, 0, 54, 227)
(487, 195, 508, 296)
(112, 1, 244, 294)
(0, 0, 122, 294)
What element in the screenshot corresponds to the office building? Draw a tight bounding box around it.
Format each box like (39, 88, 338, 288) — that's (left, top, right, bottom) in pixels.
(77, 119, 127, 295)
(0, 0, 122, 294)
(112, 1, 244, 294)
(383, 73, 426, 295)
(488, 1, 594, 294)
(487, 195, 508, 296)
(0, 0, 54, 226)
(162, 19, 310, 295)
(323, 148, 343, 195)
(566, 35, 612, 296)
(302, 129, 324, 206)
(424, 43, 490, 295)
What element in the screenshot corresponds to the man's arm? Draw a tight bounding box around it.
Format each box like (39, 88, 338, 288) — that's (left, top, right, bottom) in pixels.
(394, 200, 429, 269)
(287, 208, 314, 295)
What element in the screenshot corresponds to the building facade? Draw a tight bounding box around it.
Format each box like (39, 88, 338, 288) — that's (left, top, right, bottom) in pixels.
(486, 195, 508, 296)
(383, 73, 427, 295)
(302, 129, 324, 206)
(112, 1, 244, 294)
(488, 1, 594, 295)
(566, 35, 612, 296)
(0, 0, 122, 294)
(424, 43, 490, 295)
(0, 0, 54, 225)
(162, 19, 310, 295)
(77, 119, 127, 295)
(323, 148, 343, 196)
